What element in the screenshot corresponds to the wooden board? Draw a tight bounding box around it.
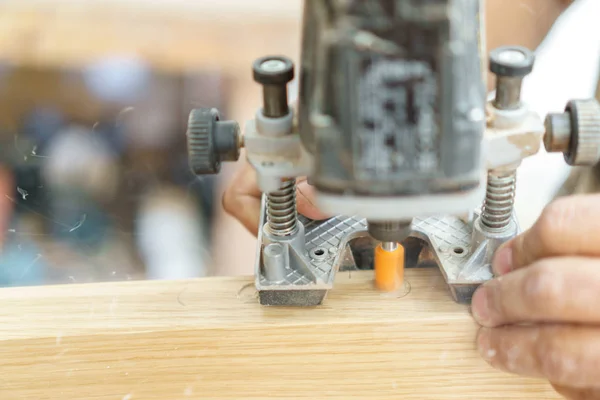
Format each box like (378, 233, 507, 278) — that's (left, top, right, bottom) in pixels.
(0, 269, 559, 399)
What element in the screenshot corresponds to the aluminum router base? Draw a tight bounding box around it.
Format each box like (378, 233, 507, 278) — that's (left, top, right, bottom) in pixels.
(254, 197, 503, 306)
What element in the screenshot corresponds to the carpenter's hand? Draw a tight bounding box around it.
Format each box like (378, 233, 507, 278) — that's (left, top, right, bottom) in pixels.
(0, 167, 12, 249)
(222, 161, 329, 235)
(472, 194, 600, 399)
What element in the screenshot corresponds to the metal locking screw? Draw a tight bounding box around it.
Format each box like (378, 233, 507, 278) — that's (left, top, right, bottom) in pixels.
(252, 56, 299, 237)
(482, 46, 535, 231)
(489, 46, 535, 110)
(252, 56, 294, 118)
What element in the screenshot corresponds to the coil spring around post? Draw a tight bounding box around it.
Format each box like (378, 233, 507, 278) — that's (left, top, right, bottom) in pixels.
(267, 179, 298, 236)
(481, 170, 517, 230)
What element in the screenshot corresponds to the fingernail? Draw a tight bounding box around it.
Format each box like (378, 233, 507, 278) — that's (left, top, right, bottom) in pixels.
(477, 328, 495, 361)
(471, 286, 491, 325)
(492, 245, 513, 276)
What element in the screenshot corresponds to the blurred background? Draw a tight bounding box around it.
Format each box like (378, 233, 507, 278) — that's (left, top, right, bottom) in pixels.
(0, 0, 597, 287)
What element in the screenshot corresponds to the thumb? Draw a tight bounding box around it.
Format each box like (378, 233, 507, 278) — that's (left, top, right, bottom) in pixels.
(492, 194, 600, 276)
(296, 180, 329, 221)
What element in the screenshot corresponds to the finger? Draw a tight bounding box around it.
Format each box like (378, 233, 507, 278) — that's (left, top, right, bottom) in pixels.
(552, 384, 600, 400)
(472, 257, 600, 327)
(224, 194, 262, 236)
(296, 180, 329, 220)
(224, 162, 329, 235)
(230, 162, 262, 198)
(0, 167, 13, 248)
(478, 325, 600, 389)
(222, 162, 262, 236)
(492, 194, 600, 275)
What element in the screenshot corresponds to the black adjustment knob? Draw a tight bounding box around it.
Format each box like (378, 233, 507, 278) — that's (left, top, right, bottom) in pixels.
(489, 46, 535, 77)
(252, 56, 294, 118)
(545, 99, 600, 166)
(186, 108, 240, 175)
(489, 46, 535, 110)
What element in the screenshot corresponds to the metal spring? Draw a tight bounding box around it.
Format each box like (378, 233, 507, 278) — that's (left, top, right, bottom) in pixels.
(267, 178, 298, 236)
(481, 170, 517, 230)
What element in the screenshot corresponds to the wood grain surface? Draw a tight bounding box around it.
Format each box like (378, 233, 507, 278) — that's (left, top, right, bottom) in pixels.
(0, 269, 560, 399)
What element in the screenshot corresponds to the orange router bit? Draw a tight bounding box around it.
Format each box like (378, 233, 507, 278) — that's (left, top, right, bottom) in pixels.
(374, 242, 405, 292)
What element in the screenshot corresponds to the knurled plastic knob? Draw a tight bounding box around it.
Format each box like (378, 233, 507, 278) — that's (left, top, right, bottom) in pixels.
(564, 99, 600, 166)
(489, 46, 535, 77)
(186, 108, 240, 175)
(252, 56, 294, 85)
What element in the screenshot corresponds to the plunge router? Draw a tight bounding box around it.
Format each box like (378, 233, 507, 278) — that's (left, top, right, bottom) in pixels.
(186, 0, 600, 306)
